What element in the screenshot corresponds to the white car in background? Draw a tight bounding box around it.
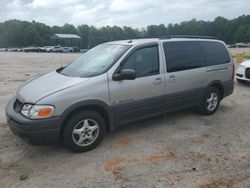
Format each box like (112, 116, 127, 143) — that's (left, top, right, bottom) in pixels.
(236, 60, 250, 83)
(44, 46, 55, 52)
(61, 47, 73, 53)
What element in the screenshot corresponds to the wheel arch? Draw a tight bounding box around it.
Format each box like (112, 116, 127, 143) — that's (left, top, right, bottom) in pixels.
(206, 80, 224, 100)
(60, 100, 115, 139)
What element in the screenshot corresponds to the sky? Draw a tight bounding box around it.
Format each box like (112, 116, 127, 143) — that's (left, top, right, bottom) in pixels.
(0, 0, 249, 28)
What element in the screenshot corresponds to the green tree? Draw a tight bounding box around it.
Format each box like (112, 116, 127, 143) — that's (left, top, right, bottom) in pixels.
(123, 26, 140, 39)
(235, 24, 250, 42)
(61, 24, 77, 34)
(77, 24, 90, 48)
(1, 15, 250, 48)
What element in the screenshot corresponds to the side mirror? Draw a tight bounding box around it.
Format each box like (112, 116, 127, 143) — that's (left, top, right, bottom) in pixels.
(56, 66, 65, 73)
(113, 69, 136, 81)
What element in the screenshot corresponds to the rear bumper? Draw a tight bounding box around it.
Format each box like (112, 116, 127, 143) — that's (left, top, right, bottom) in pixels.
(5, 97, 64, 143)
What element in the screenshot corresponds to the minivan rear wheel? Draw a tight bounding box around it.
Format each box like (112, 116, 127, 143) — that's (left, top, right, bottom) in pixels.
(198, 87, 221, 115)
(62, 110, 105, 152)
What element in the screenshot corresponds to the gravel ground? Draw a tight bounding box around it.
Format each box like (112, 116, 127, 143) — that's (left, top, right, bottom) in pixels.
(0, 51, 249, 188)
(230, 48, 250, 56)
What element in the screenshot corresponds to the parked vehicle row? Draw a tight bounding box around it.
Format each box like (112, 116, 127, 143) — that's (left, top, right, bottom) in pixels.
(227, 43, 250, 48)
(23, 46, 79, 53)
(0, 46, 84, 53)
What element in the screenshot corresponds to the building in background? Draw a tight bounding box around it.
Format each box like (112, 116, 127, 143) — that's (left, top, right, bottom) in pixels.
(50, 34, 81, 48)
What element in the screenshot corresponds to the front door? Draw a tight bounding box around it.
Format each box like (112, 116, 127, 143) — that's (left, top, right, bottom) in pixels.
(108, 44, 165, 125)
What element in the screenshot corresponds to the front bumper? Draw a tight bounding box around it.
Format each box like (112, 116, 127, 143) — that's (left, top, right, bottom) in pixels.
(236, 67, 250, 81)
(5, 97, 64, 143)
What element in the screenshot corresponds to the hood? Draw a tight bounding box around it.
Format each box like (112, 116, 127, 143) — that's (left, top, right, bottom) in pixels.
(241, 60, 250, 67)
(17, 71, 89, 103)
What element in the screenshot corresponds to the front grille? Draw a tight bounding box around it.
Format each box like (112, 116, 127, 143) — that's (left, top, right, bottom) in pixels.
(245, 68, 250, 79)
(236, 73, 243, 78)
(13, 99, 23, 112)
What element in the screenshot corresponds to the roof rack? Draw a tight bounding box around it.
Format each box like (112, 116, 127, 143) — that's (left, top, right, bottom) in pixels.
(160, 35, 216, 40)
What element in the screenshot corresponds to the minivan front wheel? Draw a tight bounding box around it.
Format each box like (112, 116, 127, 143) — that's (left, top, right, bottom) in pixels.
(63, 110, 105, 152)
(198, 87, 221, 115)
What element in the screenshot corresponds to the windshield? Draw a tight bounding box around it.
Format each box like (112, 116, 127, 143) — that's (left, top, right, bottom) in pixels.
(61, 44, 131, 77)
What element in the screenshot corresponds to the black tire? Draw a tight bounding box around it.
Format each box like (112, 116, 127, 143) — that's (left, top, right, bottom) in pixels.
(62, 110, 106, 153)
(197, 87, 221, 115)
(237, 78, 246, 84)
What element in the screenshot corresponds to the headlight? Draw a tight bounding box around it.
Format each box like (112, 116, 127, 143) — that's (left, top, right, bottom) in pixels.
(21, 104, 54, 119)
(239, 65, 246, 69)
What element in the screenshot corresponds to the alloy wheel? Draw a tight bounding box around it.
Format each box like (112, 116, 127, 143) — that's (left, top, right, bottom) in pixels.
(72, 119, 99, 146)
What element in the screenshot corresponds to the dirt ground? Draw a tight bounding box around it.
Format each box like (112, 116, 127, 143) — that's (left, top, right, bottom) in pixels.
(0, 50, 249, 188)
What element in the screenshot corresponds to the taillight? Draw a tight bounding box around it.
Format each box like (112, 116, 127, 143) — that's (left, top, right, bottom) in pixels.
(232, 63, 235, 80)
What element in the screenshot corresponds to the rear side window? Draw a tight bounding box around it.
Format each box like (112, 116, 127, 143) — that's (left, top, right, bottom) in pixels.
(200, 41, 230, 66)
(121, 46, 159, 77)
(163, 41, 205, 72)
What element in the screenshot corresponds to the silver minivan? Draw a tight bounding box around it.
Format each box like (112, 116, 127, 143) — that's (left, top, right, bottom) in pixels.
(6, 36, 234, 152)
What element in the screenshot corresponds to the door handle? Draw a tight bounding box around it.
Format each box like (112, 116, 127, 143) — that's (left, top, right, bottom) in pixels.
(153, 77, 163, 85)
(168, 75, 175, 81)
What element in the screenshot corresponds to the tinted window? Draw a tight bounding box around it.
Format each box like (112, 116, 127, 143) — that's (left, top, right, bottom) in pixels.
(121, 46, 159, 77)
(200, 41, 230, 66)
(163, 41, 205, 72)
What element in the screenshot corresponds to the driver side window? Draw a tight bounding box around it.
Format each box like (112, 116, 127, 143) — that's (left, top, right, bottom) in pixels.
(121, 46, 159, 78)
